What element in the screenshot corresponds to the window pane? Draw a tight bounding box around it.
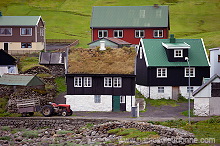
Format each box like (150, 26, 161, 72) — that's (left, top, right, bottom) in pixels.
(104, 31, 107, 37)
(114, 31, 118, 37)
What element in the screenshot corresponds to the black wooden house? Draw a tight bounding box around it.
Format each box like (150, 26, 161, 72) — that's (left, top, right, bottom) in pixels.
(65, 48, 136, 112)
(136, 34, 210, 99)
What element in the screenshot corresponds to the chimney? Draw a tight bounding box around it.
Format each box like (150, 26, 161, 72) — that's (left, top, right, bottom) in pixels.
(0, 12, 2, 16)
(154, 4, 159, 8)
(170, 34, 176, 43)
(100, 41, 106, 51)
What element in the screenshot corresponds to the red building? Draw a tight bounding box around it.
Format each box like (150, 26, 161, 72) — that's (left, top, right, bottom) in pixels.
(90, 5, 170, 45)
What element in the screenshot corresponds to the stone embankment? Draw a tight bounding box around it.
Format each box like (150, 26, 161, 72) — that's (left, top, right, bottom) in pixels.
(0, 117, 195, 145)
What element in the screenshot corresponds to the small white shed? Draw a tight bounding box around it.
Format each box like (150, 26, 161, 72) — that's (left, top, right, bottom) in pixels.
(193, 74, 220, 116)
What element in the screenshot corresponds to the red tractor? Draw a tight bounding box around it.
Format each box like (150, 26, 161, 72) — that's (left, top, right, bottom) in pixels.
(41, 102, 73, 117)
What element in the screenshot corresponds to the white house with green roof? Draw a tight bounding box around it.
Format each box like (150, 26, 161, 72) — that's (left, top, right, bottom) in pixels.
(136, 34, 210, 99)
(0, 12, 45, 54)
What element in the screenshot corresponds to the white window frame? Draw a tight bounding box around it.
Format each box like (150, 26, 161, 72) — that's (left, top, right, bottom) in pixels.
(187, 86, 194, 93)
(20, 28, 32, 36)
(153, 30, 163, 38)
(158, 87, 164, 93)
(98, 30, 108, 38)
(84, 77, 92, 87)
(120, 96, 125, 103)
(104, 77, 112, 87)
(94, 95, 101, 103)
(0, 28, 12, 36)
(113, 77, 122, 88)
(174, 50, 183, 58)
(157, 68, 167, 78)
(185, 67, 195, 77)
(113, 30, 123, 38)
(135, 30, 145, 38)
(74, 77, 82, 87)
(40, 27, 44, 36)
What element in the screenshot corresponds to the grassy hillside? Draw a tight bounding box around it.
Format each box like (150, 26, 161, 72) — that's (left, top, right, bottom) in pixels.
(0, 0, 219, 49)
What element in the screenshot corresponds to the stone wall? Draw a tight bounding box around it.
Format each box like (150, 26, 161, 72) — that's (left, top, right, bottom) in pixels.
(0, 117, 113, 130)
(43, 64, 65, 77)
(0, 118, 195, 145)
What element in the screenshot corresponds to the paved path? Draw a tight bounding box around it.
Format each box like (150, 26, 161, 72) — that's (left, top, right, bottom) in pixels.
(71, 102, 211, 122)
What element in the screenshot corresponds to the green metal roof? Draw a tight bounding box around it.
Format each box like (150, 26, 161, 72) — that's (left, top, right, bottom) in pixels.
(90, 6, 169, 28)
(141, 38, 210, 67)
(0, 16, 41, 26)
(0, 74, 44, 86)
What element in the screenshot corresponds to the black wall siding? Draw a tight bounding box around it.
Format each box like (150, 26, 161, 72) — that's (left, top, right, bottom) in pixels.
(66, 74, 135, 96)
(165, 49, 188, 62)
(143, 67, 210, 86)
(136, 47, 148, 86)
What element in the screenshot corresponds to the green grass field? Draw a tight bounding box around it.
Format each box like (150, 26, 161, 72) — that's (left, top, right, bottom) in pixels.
(0, 0, 219, 49)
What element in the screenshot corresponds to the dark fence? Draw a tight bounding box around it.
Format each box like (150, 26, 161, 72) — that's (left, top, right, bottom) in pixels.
(46, 39, 77, 43)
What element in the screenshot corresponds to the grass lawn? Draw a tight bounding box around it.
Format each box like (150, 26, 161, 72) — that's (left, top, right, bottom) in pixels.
(0, 0, 219, 49)
(151, 117, 220, 145)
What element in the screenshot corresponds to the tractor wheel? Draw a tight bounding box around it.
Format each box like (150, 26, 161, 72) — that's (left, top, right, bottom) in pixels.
(21, 112, 27, 117)
(41, 105, 54, 117)
(61, 109, 67, 117)
(29, 112, 34, 116)
(67, 110, 73, 116)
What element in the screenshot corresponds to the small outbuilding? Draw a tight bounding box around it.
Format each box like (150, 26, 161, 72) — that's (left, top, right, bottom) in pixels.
(88, 37, 132, 48)
(0, 74, 45, 89)
(39, 52, 66, 76)
(193, 74, 220, 116)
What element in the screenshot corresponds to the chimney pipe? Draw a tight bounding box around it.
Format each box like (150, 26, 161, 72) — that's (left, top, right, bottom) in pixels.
(100, 41, 106, 51)
(170, 34, 176, 43)
(154, 4, 159, 8)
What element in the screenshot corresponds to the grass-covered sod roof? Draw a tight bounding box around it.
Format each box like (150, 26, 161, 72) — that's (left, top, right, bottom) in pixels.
(68, 48, 136, 74)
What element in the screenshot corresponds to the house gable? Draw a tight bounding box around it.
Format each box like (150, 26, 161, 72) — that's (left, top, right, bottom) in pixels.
(0, 49, 16, 65)
(193, 74, 220, 97)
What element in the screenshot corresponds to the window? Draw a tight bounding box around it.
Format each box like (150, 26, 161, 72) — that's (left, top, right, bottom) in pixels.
(187, 87, 194, 93)
(74, 77, 82, 87)
(0, 28, 12, 36)
(153, 30, 163, 38)
(21, 43, 32, 48)
(98, 30, 108, 38)
(120, 96, 125, 103)
(113, 77, 122, 88)
(113, 30, 123, 38)
(174, 50, 183, 58)
(104, 77, 112, 87)
(40, 27, 44, 36)
(135, 30, 144, 38)
(158, 87, 164, 93)
(84, 77, 92, 87)
(157, 68, 167, 78)
(94, 95, 101, 103)
(20, 28, 32, 36)
(185, 67, 195, 77)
